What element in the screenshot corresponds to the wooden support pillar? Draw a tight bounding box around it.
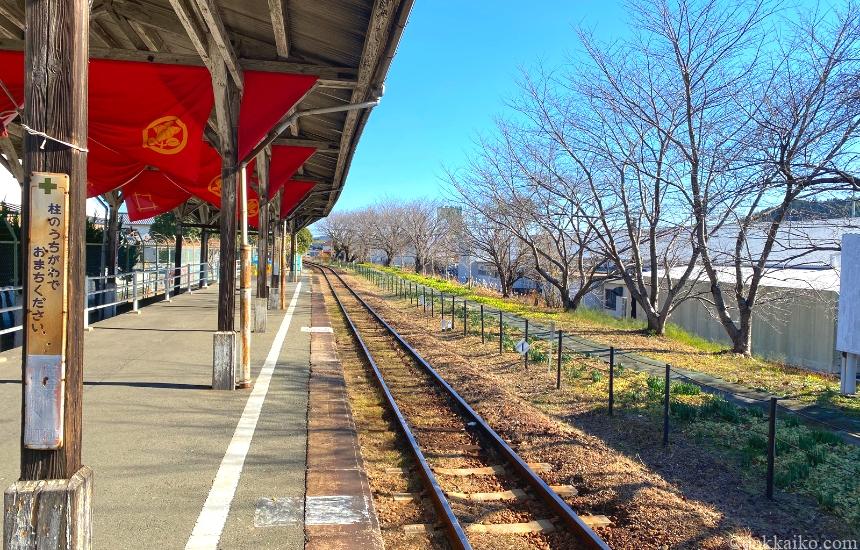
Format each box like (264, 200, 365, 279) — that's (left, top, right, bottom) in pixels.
(279, 220, 287, 309)
(173, 219, 183, 294)
(6, 0, 93, 546)
(199, 229, 209, 287)
(255, 147, 270, 299)
(211, 38, 241, 390)
(289, 218, 296, 283)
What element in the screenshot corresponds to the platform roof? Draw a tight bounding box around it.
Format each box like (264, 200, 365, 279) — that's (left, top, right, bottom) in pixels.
(0, 0, 413, 228)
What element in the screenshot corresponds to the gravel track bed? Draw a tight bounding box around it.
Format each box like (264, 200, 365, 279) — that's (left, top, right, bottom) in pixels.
(336, 269, 856, 549)
(324, 271, 585, 550)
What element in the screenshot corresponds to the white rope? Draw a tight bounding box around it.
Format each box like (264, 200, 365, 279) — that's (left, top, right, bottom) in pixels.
(20, 123, 89, 152)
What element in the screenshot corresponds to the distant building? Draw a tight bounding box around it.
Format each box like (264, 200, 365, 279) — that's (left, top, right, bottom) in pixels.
(593, 218, 860, 373)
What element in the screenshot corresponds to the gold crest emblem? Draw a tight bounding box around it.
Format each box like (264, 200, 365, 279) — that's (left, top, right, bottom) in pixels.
(208, 175, 222, 197)
(248, 199, 259, 218)
(142, 116, 188, 155)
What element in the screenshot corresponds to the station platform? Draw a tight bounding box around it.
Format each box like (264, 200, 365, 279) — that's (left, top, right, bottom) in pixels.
(0, 271, 377, 549)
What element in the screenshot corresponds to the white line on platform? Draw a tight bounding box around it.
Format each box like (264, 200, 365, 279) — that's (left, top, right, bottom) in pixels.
(185, 282, 303, 550)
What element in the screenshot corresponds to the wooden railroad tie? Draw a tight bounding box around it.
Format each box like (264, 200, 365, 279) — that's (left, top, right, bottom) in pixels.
(381, 484, 577, 502)
(433, 462, 552, 476)
(388, 515, 612, 536)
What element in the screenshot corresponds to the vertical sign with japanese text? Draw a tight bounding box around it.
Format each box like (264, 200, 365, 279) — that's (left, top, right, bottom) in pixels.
(24, 172, 70, 449)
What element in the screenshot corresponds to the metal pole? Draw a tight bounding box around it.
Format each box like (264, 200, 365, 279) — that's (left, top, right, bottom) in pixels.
(524, 318, 529, 370)
(480, 305, 484, 343)
(423, 287, 426, 313)
(663, 363, 671, 447)
(463, 300, 467, 335)
(556, 330, 563, 389)
(767, 397, 777, 499)
(451, 295, 455, 330)
(499, 310, 503, 354)
(609, 347, 615, 416)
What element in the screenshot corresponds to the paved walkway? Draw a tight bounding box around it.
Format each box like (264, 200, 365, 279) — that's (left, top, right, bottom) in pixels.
(0, 275, 312, 549)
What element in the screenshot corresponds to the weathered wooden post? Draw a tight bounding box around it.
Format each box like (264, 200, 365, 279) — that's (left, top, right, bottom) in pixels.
(173, 218, 183, 294)
(4, 0, 93, 545)
(253, 147, 269, 333)
(279, 220, 287, 308)
(199, 229, 209, 288)
(269, 214, 281, 309)
(211, 39, 241, 391)
(288, 218, 296, 283)
(238, 167, 253, 389)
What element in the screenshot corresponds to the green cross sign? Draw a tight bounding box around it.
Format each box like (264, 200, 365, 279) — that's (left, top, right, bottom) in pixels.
(38, 177, 57, 194)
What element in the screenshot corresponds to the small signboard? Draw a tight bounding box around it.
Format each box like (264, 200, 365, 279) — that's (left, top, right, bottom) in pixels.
(515, 339, 530, 355)
(24, 172, 69, 449)
(441, 319, 453, 331)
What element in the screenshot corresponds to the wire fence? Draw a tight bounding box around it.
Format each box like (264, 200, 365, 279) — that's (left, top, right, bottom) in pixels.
(337, 261, 860, 512)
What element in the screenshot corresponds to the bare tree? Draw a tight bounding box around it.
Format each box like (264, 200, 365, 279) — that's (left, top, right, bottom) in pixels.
(457, 203, 529, 297)
(450, 127, 609, 311)
(320, 210, 367, 262)
(686, 2, 860, 354)
(401, 199, 450, 273)
(367, 199, 409, 266)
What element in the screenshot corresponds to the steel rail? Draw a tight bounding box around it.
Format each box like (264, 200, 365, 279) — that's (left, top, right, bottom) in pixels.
(313, 264, 472, 550)
(313, 262, 610, 550)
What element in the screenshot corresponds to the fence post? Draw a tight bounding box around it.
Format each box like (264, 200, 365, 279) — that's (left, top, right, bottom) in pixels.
(186, 264, 192, 294)
(423, 287, 426, 313)
(164, 270, 171, 302)
(451, 295, 455, 330)
(463, 300, 467, 336)
(441, 292, 444, 322)
(767, 397, 777, 500)
(524, 318, 529, 370)
(609, 347, 615, 416)
(499, 310, 503, 354)
(556, 330, 563, 389)
(480, 305, 485, 344)
(431, 289, 435, 316)
(132, 271, 139, 313)
(663, 363, 671, 447)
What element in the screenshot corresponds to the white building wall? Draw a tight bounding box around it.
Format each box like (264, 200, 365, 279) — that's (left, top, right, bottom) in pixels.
(595, 280, 840, 373)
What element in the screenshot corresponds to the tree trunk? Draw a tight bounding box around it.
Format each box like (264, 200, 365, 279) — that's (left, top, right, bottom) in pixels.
(732, 309, 753, 355)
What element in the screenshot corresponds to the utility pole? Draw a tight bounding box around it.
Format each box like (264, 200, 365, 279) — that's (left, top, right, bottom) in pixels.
(5, 0, 93, 545)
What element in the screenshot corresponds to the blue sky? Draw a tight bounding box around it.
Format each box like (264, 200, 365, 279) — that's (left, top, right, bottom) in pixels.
(331, 0, 629, 213)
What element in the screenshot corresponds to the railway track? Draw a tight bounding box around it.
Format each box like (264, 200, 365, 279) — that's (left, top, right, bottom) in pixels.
(311, 263, 610, 550)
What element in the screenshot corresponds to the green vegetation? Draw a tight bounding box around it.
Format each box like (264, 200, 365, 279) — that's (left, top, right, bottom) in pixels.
(149, 212, 201, 238)
(556, 354, 860, 526)
(357, 263, 859, 416)
(295, 227, 313, 255)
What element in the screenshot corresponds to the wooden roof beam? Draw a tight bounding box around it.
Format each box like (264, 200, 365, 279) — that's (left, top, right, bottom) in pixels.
(166, 0, 212, 70)
(268, 0, 290, 58)
(193, 0, 243, 91)
(273, 137, 339, 152)
(0, 39, 357, 81)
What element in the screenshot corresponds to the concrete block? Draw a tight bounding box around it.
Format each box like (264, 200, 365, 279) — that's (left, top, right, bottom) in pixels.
(253, 298, 267, 333)
(268, 287, 281, 310)
(213, 331, 237, 390)
(4, 466, 93, 550)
